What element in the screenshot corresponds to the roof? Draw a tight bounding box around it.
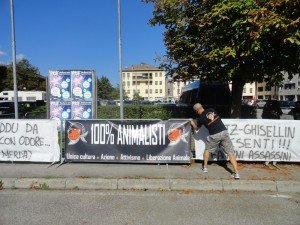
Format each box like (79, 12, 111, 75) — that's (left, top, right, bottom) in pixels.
(123, 63, 164, 72)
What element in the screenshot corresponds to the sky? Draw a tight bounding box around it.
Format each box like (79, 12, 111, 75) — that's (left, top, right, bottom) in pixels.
(0, 0, 166, 85)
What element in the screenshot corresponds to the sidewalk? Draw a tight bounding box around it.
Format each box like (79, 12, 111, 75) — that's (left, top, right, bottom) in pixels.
(1, 161, 299, 193)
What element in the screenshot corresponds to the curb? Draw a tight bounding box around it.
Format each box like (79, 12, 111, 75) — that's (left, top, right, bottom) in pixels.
(1, 178, 299, 193)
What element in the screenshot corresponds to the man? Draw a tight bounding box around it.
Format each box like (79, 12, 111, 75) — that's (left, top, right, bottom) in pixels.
(190, 103, 240, 179)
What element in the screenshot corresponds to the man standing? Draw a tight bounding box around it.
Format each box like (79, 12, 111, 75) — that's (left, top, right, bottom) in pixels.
(190, 103, 240, 179)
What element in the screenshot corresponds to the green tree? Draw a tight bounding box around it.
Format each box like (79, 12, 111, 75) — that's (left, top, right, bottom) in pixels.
(144, 0, 300, 117)
(132, 92, 143, 101)
(110, 84, 129, 100)
(3, 59, 46, 91)
(97, 76, 114, 99)
(0, 65, 8, 93)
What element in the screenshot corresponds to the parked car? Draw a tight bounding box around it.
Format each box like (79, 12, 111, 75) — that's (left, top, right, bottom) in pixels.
(279, 100, 294, 114)
(256, 100, 267, 108)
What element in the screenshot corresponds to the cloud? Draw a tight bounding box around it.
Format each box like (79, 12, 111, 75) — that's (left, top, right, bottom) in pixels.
(0, 50, 6, 57)
(16, 53, 26, 61)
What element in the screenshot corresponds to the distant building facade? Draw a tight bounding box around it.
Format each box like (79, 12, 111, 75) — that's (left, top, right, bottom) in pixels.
(278, 73, 300, 101)
(0, 91, 46, 101)
(166, 78, 193, 101)
(122, 63, 166, 101)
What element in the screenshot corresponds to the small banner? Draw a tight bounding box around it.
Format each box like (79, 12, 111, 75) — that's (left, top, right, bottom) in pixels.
(0, 119, 60, 162)
(194, 119, 300, 162)
(65, 119, 191, 164)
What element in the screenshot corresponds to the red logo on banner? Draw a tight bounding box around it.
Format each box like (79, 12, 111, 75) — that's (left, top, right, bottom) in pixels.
(168, 123, 189, 146)
(67, 122, 88, 145)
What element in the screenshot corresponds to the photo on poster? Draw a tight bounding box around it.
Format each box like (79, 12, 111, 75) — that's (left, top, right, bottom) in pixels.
(71, 71, 93, 101)
(49, 71, 72, 101)
(72, 101, 93, 119)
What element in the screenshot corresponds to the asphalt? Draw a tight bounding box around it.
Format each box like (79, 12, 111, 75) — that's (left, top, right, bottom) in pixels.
(0, 161, 299, 193)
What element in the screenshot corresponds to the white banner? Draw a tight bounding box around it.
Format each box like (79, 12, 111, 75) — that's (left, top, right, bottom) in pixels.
(0, 120, 60, 162)
(194, 119, 300, 162)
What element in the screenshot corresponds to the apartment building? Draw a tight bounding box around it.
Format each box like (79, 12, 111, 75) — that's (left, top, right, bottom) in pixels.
(242, 83, 256, 99)
(256, 82, 278, 100)
(166, 78, 193, 101)
(122, 63, 166, 101)
(278, 73, 300, 101)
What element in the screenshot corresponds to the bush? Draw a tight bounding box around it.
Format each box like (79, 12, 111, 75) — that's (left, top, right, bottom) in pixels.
(98, 105, 171, 120)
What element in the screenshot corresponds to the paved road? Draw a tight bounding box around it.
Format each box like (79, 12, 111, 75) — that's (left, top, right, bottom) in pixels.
(0, 190, 299, 225)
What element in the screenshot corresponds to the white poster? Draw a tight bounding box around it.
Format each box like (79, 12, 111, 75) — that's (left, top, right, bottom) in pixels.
(0, 119, 60, 162)
(194, 119, 300, 162)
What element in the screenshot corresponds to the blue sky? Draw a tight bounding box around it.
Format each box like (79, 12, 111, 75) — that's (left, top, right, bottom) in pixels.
(0, 0, 166, 85)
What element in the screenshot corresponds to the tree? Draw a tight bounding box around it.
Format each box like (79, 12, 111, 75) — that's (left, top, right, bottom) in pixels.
(144, 0, 300, 117)
(3, 59, 46, 91)
(97, 77, 129, 100)
(110, 84, 129, 100)
(0, 65, 8, 93)
(132, 92, 143, 101)
(97, 76, 114, 99)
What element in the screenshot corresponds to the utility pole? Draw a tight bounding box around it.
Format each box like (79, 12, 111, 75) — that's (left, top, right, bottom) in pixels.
(117, 0, 124, 119)
(10, 0, 19, 119)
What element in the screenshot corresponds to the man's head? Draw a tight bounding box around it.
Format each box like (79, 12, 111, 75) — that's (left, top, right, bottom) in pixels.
(193, 103, 204, 114)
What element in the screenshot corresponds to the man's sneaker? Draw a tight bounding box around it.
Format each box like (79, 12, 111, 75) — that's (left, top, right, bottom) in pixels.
(202, 167, 208, 173)
(232, 172, 240, 180)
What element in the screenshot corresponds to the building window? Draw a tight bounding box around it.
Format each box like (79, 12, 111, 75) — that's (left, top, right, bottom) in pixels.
(150, 89, 152, 94)
(243, 88, 246, 93)
(155, 81, 158, 85)
(145, 89, 148, 94)
(123, 82, 125, 86)
(127, 73, 130, 78)
(155, 73, 158, 77)
(150, 81, 153, 85)
(265, 86, 271, 91)
(167, 89, 170, 95)
(284, 83, 295, 90)
(159, 89, 162, 93)
(127, 81, 130, 86)
(159, 81, 162, 85)
(155, 89, 158, 93)
(250, 88, 252, 93)
(127, 90, 130, 94)
(122, 73, 125, 78)
(3, 92, 8, 95)
(27, 97, 36, 101)
(258, 87, 263, 92)
(159, 72, 162, 77)
(133, 81, 136, 85)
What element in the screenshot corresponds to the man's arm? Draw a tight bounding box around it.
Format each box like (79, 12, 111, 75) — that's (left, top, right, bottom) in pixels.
(190, 119, 199, 131)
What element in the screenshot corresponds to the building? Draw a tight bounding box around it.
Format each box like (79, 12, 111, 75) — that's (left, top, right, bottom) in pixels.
(166, 78, 193, 101)
(122, 63, 166, 101)
(242, 83, 256, 99)
(241, 82, 277, 100)
(278, 73, 300, 101)
(0, 91, 46, 101)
